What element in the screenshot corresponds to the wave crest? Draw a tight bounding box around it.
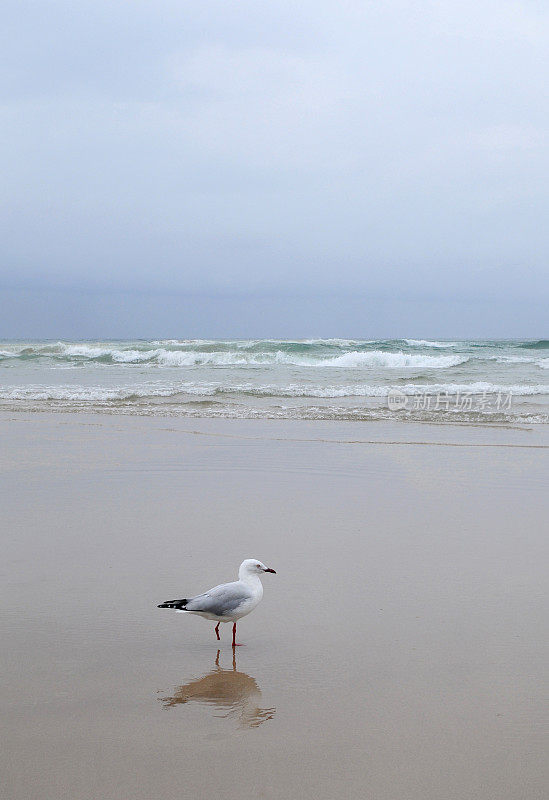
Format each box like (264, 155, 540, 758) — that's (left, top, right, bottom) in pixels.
(519, 339, 549, 350)
(2, 380, 547, 402)
(1, 343, 469, 369)
(323, 351, 467, 369)
(404, 339, 459, 348)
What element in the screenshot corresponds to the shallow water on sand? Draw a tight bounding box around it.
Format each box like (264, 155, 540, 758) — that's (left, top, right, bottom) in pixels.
(1, 415, 548, 799)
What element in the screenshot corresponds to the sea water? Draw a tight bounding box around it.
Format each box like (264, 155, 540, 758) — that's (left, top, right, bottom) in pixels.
(1, 338, 548, 424)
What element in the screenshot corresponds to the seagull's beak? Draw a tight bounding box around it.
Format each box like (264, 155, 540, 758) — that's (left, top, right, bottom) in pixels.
(264, 567, 276, 574)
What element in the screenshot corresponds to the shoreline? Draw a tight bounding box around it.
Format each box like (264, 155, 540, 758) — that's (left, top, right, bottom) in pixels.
(3, 408, 549, 447)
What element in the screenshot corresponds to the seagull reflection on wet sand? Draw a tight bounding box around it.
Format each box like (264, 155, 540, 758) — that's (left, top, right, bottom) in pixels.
(159, 650, 275, 728)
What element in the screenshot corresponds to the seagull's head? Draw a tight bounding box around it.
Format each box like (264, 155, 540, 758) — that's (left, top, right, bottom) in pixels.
(239, 558, 276, 577)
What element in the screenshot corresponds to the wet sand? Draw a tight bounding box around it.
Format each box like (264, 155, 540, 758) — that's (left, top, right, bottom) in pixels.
(1, 413, 548, 800)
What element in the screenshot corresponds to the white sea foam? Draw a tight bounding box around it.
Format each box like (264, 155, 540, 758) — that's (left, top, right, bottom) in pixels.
(379, 382, 549, 397)
(156, 350, 240, 366)
(62, 345, 156, 362)
(404, 339, 460, 348)
(301, 338, 368, 346)
(219, 381, 549, 397)
(2, 338, 549, 423)
(156, 350, 469, 369)
(490, 356, 549, 367)
(491, 356, 537, 363)
(50, 346, 469, 369)
(0, 385, 178, 401)
(150, 339, 221, 346)
(321, 351, 468, 368)
(1, 380, 547, 403)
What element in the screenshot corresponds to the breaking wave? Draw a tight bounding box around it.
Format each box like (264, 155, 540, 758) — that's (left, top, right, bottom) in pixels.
(322, 351, 467, 369)
(1, 338, 548, 424)
(1, 381, 548, 403)
(404, 339, 460, 348)
(0, 343, 469, 369)
(519, 339, 549, 350)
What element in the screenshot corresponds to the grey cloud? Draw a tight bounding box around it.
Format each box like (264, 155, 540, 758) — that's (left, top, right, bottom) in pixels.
(1, 0, 548, 334)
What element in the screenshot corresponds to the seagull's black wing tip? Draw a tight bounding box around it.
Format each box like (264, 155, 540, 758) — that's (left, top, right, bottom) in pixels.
(158, 599, 188, 610)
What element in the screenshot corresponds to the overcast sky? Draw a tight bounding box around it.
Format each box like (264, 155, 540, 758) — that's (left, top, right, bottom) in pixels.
(1, 0, 548, 338)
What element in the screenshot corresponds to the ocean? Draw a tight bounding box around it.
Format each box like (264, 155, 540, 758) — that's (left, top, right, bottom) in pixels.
(1, 338, 548, 425)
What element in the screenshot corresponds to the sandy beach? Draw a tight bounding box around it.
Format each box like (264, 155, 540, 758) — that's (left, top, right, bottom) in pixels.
(1, 412, 548, 800)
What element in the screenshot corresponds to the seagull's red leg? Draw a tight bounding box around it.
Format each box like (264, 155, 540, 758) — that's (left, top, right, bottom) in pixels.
(215, 623, 220, 641)
(232, 622, 244, 646)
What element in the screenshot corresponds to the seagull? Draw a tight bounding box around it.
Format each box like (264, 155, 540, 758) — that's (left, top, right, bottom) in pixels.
(158, 559, 276, 646)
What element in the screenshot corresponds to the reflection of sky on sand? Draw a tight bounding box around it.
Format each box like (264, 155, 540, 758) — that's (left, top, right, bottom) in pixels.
(159, 650, 275, 728)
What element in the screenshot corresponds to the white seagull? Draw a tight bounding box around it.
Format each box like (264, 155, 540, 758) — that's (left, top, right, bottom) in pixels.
(158, 559, 276, 646)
